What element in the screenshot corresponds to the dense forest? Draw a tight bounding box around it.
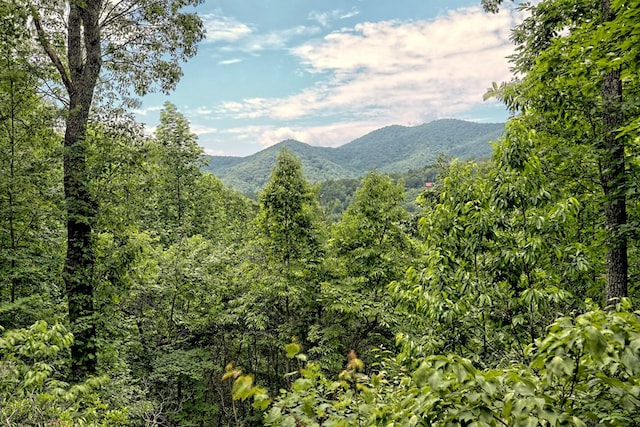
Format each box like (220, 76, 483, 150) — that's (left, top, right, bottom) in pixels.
(1, 0, 639, 426)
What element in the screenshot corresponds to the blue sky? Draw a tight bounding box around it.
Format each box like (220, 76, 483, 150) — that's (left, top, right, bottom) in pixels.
(135, 0, 521, 156)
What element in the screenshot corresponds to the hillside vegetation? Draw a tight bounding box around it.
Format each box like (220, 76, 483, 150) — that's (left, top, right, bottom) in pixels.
(203, 119, 504, 194)
(3, 0, 640, 426)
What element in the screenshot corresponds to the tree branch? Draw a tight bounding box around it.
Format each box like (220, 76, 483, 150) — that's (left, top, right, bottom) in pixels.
(30, 6, 74, 95)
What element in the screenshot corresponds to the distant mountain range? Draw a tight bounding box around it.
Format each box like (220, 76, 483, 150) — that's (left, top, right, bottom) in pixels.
(203, 119, 504, 194)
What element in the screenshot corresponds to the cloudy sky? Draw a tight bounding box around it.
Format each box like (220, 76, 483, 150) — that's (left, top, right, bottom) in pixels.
(136, 0, 521, 157)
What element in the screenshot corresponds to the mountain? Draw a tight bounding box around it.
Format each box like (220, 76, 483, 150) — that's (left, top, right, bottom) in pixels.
(203, 140, 352, 195)
(202, 119, 504, 194)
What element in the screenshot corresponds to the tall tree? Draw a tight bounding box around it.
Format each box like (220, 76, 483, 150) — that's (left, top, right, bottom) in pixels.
(27, 0, 204, 380)
(0, 0, 63, 326)
(599, 0, 626, 303)
(237, 148, 326, 390)
(332, 172, 412, 289)
(152, 101, 204, 244)
(254, 148, 325, 331)
(484, 0, 639, 304)
(329, 171, 413, 355)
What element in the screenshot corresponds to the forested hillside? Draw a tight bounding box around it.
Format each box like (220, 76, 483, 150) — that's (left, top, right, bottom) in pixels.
(1, 0, 640, 426)
(203, 120, 504, 195)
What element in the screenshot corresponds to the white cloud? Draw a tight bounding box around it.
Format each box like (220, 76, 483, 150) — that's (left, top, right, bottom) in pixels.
(217, 121, 386, 150)
(257, 127, 311, 147)
(218, 58, 243, 65)
(223, 25, 321, 53)
(190, 106, 214, 116)
(133, 105, 163, 116)
(201, 12, 253, 42)
(190, 124, 217, 136)
(203, 147, 225, 156)
(308, 7, 361, 28)
(220, 125, 270, 140)
(308, 11, 332, 28)
(259, 121, 383, 149)
(339, 9, 360, 20)
(215, 6, 518, 129)
(200, 11, 319, 52)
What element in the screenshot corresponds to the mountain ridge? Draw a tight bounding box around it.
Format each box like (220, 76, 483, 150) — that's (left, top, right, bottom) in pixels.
(203, 119, 504, 194)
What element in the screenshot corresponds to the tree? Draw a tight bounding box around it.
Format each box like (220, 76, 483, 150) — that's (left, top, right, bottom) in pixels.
(231, 302, 640, 427)
(599, 0, 628, 304)
(152, 101, 204, 244)
(317, 178, 361, 222)
(0, 321, 127, 426)
(254, 148, 325, 328)
(390, 122, 608, 367)
(484, 0, 640, 304)
(0, 0, 63, 327)
(81, 108, 259, 423)
(242, 148, 326, 390)
(27, 0, 205, 380)
(86, 114, 150, 236)
(328, 171, 413, 358)
(332, 172, 412, 290)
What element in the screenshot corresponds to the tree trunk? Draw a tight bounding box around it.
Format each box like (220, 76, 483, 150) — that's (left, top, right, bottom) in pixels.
(61, 0, 102, 381)
(600, 0, 627, 305)
(602, 68, 627, 305)
(63, 95, 98, 380)
(8, 77, 17, 304)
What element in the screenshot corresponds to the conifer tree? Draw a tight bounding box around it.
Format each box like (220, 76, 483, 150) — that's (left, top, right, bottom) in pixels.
(254, 148, 325, 332)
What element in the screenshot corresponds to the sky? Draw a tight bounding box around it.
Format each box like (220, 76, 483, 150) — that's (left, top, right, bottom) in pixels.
(135, 0, 522, 157)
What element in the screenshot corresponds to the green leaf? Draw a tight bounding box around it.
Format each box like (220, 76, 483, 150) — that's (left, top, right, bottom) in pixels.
(413, 362, 429, 387)
(621, 347, 639, 373)
(583, 326, 607, 360)
(571, 416, 587, 427)
(232, 375, 254, 400)
(285, 343, 301, 359)
(428, 369, 443, 390)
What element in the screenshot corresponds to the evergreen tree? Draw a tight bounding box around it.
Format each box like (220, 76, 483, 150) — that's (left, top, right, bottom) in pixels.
(254, 148, 325, 333)
(230, 148, 327, 395)
(327, 171, 413, 359)
(151, 101, 204, 244)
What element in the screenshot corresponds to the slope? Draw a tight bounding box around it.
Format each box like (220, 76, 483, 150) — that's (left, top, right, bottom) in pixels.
(204, 139, 353, 195)
(202, 119, 504, 194)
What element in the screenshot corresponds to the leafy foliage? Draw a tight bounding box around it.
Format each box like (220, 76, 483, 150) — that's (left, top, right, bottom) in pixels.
(485, 0, 640, 304)
(0, 0, 64, 329)
(322, 172, 414, 364)
(232, 303, 640, 427)
(0, 321, 127, 426)
(2, 0, 640, 424)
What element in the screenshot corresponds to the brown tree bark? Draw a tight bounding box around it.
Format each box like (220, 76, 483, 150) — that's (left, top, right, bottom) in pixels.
(602, 69, 627, 305)
(600, 0, 627, 306)
(32, 0, 203, 381)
